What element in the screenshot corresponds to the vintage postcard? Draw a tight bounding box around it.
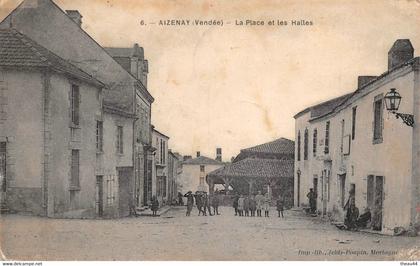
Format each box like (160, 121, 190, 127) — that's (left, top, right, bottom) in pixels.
(0, 0, 419, 263)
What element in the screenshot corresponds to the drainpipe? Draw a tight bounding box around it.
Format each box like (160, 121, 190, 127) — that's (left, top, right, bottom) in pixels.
(411, 61, 420, 229)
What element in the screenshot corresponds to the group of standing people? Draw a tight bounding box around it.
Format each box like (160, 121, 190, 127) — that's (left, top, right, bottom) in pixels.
(233, 191, 285, 218)
(184, 190, 220, 216)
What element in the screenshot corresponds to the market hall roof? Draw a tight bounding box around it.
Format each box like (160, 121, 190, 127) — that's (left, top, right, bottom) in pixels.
(207, 158, 294, 182)
(0, 29, 104, 87)
(240, 138, 294, 155)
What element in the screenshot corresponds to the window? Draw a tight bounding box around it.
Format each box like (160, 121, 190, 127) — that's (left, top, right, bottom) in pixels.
(70, 150, 80, 189)
(117, 126, 124, 154)
(340, 120, 345, 154)
(160, 139, 166, 165)
(304, 128, 309, 160)
(373, 97, 383, 143)
(352, 107, 357, 140)
(96, 121, 103, 152)
(297, 131, 301, 161)
(162, 176, 167, 197)
(70, 84, 80, 126)
(324, 121, 330, 154)
(0, 142, 6, 192)
(313, 129, 318, 157)
(106, 175, 116, 205)
(200, 165, 205, 172)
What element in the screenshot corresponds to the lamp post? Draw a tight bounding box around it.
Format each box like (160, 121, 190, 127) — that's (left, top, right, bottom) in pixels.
(384, 88, 414, 127)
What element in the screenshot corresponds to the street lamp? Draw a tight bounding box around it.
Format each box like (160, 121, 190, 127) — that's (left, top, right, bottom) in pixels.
(384, 88, 414, 127)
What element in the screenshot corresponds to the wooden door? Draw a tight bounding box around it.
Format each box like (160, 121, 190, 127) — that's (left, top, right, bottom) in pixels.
(96, 176, 104, 217)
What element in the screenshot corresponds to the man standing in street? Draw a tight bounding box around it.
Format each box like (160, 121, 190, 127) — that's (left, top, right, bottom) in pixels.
(233, 193, 239, 216)
(184, 191, 194, 216)
(255, 191, 265, 217)
(212, 191, 220, 215)
(195, 191, 203, 216)
(202, 192, 213, 216)
(307, 188, 317, 214)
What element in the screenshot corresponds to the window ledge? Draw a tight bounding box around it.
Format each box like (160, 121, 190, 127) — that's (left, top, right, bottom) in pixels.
(69, 124, 81, 129)
(373, 138, 383, 145)
(69, 186, 80, 191)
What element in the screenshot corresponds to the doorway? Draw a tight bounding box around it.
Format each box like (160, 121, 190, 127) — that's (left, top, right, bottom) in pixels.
(339, 174, 346, 207)
(96, 176, 104, 217)
(118, 167, 133, 217)
(313, 177, 318, 211)
(297, 171, 301, 207)
(367, 175, 384, 231)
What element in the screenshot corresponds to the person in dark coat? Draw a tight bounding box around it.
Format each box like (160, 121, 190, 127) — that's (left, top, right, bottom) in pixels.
(344, 198, 359, 230)
(212, 193, 220, 215)
(184, 191, 194, 216)
(178, 192, 184, 206)
(356, 207, 371, 228)
(249, 195, 257, 217)
(195, 192, 204, 216)
(202, 192, 213, 216)
(151, 196, 159, 216)
(233, 193, 239, 216)
(276, 197, 284, 218)
(244, 196, 250, 217)
(307, 188, 317, 214)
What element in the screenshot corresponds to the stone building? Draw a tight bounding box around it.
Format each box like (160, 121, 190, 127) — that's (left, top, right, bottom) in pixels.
(104, 45, 154, 208)
(180, 150, 225, 194)
(0, 29, 105, 217)
(294, 39, 420, 234)
(0, 0, 154, 218)
(168, 151, 182, 204)
(151, 128, 169, 206)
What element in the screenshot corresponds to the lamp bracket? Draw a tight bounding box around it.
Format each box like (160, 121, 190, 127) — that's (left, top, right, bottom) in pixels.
(394, 112, 414, 127)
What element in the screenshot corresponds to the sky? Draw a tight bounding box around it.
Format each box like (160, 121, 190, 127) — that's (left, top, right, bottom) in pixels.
(1, 0, 420, 160)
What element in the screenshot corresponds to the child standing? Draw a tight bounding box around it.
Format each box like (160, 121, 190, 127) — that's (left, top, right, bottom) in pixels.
(276, 197, 284, 218)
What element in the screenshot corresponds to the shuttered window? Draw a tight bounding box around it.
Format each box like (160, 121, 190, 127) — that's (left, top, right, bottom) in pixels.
(313, 129, 317, 157)
(96, 121, 103, 152)
(297, 131, 301, 161)
(0, 142, 6, 192)
(70, 85, 80, 126)
(70, 150, 80, 189)
(373, 98, 383, 142)
(325, 121, 330, 154)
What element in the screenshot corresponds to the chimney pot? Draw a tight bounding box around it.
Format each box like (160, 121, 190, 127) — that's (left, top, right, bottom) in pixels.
(66, 10, 83, 27)
(216, 148, 222, 162)
(196, 151, 201, 158)
(388, 39, 414, 70)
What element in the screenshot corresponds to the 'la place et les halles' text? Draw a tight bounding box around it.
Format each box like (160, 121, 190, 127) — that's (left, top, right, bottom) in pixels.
(156, 19, 313, 27)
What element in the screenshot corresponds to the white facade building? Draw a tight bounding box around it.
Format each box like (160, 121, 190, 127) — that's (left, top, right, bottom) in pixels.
(294, 39, 420, 235)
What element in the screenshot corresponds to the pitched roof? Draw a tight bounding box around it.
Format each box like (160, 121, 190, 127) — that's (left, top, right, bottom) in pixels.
(294, 93, 352, 119)
(208, 158, 294, 179)
(104, 45, 144, 59)
(241, 138, 295, 155)
(0, 29, 103, 86)
(183, 156, 224, 165)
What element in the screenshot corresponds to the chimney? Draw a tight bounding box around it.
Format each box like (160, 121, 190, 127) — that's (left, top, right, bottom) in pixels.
(216, 148, 222, 162)
(388, 39, 414, 70)
(357, 76, 377, 90)
(183, 155, 192, 161)
(196, 151, 201, 158)
(66, 10, 83, 27)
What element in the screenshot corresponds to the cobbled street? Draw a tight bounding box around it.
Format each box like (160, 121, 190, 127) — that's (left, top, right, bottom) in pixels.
(1, 207, 418, 261)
